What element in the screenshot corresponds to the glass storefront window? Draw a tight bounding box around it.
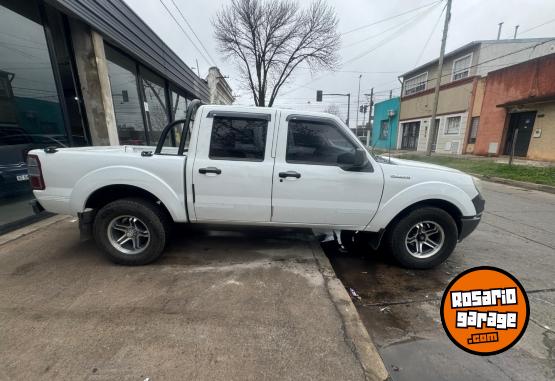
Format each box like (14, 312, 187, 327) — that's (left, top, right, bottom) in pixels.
(0, 0, 68, 227)
(170, 89, 190, 148)
(44, 6, 89, 146)
(105, 45, 147, 145)
(141, 67, 168, 144)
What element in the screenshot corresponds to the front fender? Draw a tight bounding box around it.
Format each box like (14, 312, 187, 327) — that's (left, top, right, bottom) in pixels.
(70, 166, 186, 221)
(365, 181, 476, 232)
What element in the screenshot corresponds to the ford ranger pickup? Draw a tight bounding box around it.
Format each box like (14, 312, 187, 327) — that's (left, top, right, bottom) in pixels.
(28, 100, 484, 268)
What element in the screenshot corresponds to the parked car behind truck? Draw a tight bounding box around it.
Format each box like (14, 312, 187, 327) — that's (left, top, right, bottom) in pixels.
(28, 100, 484, 268)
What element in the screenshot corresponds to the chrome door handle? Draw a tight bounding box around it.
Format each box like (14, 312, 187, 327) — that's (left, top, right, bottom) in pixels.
(279, 171, 301, 179)
(198, 167, 222, 175)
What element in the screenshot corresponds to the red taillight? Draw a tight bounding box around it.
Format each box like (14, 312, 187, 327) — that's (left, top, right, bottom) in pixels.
(27, 154, 45, 190)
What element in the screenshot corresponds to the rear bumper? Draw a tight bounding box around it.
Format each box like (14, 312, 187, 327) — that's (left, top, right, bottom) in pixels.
(30, 199, 45, 214)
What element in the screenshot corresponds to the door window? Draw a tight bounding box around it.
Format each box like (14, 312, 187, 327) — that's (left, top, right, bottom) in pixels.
(208, 116, 268, 161)
(286, 120, 357, 165)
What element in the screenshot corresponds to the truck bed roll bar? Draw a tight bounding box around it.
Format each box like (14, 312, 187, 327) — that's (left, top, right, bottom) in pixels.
(154, 99, 203, 156)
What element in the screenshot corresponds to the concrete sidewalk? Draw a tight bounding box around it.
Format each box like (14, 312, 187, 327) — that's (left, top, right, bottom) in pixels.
(0, 218, 387, 381)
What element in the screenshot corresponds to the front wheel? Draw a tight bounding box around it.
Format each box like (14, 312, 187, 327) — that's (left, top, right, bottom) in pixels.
(385, 207, 458, 269)
(93, 198, 169, 265)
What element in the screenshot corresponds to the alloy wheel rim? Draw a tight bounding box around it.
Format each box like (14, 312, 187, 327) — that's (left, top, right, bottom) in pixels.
(405, 221, 445, 259)
(107, 215, 150, 255)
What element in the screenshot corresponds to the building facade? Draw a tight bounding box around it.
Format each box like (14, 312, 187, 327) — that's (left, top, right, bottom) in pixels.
(398, 39, 555, 154)
(474, 53, 555, 161)
(371, 97, 400, 150)
(206, 67, 234, 105)
(0, 0, 217, 231)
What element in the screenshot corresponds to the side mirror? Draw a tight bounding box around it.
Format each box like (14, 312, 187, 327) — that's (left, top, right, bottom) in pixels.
(338, 148, 368, 170)
(353, 148, 367, 167)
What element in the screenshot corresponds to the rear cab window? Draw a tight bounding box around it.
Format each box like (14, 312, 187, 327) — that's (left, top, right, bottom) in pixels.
(208, 116, 268, 161)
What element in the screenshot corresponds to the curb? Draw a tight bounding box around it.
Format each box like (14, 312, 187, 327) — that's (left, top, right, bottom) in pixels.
(310, 240, 389, 381)
(0, 215, 70, 247)
(470, 173, 555, 194)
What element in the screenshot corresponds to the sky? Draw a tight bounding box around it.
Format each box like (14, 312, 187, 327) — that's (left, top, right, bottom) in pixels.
(123, 0, 555, 126)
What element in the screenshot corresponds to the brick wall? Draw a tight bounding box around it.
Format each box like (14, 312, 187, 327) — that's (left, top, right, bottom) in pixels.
(474, 53, 555, 156)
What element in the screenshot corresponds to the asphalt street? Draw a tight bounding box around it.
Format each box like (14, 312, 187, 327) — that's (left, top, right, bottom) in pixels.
(325, 181, 555, 381)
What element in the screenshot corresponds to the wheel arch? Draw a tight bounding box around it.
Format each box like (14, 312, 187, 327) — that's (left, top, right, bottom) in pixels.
(384, 199, 463, 235)
(84, 184, 174, 223)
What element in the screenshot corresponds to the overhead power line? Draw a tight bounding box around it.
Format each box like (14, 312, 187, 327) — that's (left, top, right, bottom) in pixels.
(519, 17, 555, 36)
(341, 3, 442, 66)
(282, 2, 443, 96)
(341, 0, 443, 35)
(415, 2, 447, 65)
(158, 0, 213, 67)
(169, 0, 217, 66)
(342, 5, 439, 50)
(378, 37, 555, 95)
(283, 37, 555, 102)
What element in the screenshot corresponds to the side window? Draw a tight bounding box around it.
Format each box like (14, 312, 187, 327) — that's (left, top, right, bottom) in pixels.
(209, 116, 268, 161)
(286, 120, 357, 165)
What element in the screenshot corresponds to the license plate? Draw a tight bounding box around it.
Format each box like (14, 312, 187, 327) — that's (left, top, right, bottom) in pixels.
(16, 174, 29, 182)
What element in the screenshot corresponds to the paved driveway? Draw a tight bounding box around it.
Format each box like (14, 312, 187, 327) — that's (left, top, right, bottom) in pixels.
(0, 222, 386, 380)
(326, 181, 555, 380)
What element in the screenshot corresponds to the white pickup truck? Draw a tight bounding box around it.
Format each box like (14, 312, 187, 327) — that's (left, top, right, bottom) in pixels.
(28, 100, 484, 268)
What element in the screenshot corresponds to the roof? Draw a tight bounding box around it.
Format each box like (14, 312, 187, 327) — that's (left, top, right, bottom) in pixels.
(46, 0, 210, 101)
(400, 38, 555, 78)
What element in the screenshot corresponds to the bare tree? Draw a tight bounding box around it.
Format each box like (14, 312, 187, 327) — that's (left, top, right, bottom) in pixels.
(213, 0, 340, 107)
(323, 104, 343, 119)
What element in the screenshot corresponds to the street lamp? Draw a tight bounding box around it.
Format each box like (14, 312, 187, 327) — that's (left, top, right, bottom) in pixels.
(316, 90, 351, 126)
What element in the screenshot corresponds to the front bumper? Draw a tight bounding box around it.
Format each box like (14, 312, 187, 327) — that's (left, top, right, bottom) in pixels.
(459, 215, 481, 241)
(458, 193, 485, 241)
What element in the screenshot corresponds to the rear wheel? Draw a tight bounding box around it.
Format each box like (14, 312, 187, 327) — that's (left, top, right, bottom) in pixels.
(93, 198, 169, 265)
(385, 207, 458, 269)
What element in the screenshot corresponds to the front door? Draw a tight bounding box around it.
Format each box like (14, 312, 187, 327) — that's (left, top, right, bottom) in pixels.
(504, 111, 536, 157)
(401, 122, 420, 150)
(271, 115, 383, 229)
(192, 110, 275, 222)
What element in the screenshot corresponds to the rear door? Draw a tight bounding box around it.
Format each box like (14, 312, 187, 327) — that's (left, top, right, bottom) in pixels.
(271, 114, 383, 229)
(191, 109, 275, 222)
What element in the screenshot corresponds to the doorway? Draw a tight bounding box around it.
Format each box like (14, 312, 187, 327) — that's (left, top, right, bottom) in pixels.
(504, 111, 535, 157)
(401, 121, 420, 150)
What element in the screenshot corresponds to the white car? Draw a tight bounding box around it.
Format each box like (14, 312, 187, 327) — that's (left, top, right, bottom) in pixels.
(28, 101, 484, 268)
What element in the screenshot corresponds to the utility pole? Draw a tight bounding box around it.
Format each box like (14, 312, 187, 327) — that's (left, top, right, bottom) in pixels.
(426, 0, 452, 156)
(513, 25, 519, 39)
(363, 88, 374, 126)
(356, 74, 362, 138)
(497, 22, 504, 40)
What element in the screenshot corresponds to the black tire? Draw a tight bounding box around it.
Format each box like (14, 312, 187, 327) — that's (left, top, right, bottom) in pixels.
(385, 207, 458, 269)
(93, 198, 170, 265)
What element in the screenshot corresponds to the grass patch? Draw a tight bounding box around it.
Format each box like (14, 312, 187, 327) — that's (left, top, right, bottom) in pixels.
(397, 154, 555, 186)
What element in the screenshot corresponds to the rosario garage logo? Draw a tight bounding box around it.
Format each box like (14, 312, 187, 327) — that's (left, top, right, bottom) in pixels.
(440, 267, 529, 355)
